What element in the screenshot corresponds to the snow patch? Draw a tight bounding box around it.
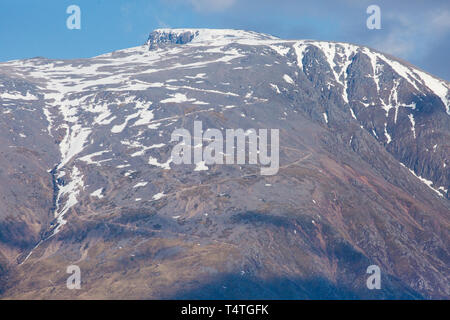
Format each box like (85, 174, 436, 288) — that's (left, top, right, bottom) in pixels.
(153, 192, 165, 200)
(149, 156, 172, 170)
(53, 166, 84, 235)
(91, 188, 104, 198)
(160, 93, 195, 104)
(133, 182, 148, 188)
(283, 74, 295, 85)
(270, 83, 281, 94)
(194, 160, 208, 171)
(401, 163, 444, 197)
(408, 114, 416, 139)
(384, 123, 392, 144)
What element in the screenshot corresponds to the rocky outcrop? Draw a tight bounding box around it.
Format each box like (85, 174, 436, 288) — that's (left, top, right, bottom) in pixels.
(147, 29, 197, 50)
(0, 29, 448, 299)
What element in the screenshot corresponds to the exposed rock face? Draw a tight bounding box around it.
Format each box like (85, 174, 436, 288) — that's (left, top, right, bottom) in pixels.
(0, 29, 448, 299)
(147, 30, 197, 50)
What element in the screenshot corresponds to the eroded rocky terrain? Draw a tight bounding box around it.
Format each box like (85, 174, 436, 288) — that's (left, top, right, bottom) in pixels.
(0, 29, 448, 299)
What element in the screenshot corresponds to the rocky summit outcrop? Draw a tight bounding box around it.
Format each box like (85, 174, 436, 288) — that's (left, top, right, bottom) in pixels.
(0, 29, 448, 299)
(147, 29, 197, 50)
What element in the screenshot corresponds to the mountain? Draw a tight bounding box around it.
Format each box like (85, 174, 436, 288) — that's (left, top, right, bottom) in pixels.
(0, 28, 448, 299)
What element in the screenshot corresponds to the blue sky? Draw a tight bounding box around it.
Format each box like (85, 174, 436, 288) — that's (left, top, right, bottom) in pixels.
(1, 0, 449, 80)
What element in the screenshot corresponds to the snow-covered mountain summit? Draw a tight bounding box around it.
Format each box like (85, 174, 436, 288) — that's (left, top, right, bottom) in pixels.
(147, 28, 279, 49)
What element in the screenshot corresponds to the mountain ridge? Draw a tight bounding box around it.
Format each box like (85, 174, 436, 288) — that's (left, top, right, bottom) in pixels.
(0, 28, 448, 299)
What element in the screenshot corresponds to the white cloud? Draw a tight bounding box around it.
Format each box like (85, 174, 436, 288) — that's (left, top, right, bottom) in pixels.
(431, 10, 450, 29)
(370, 10, 450, 61)
(188, 0, 236, 12)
